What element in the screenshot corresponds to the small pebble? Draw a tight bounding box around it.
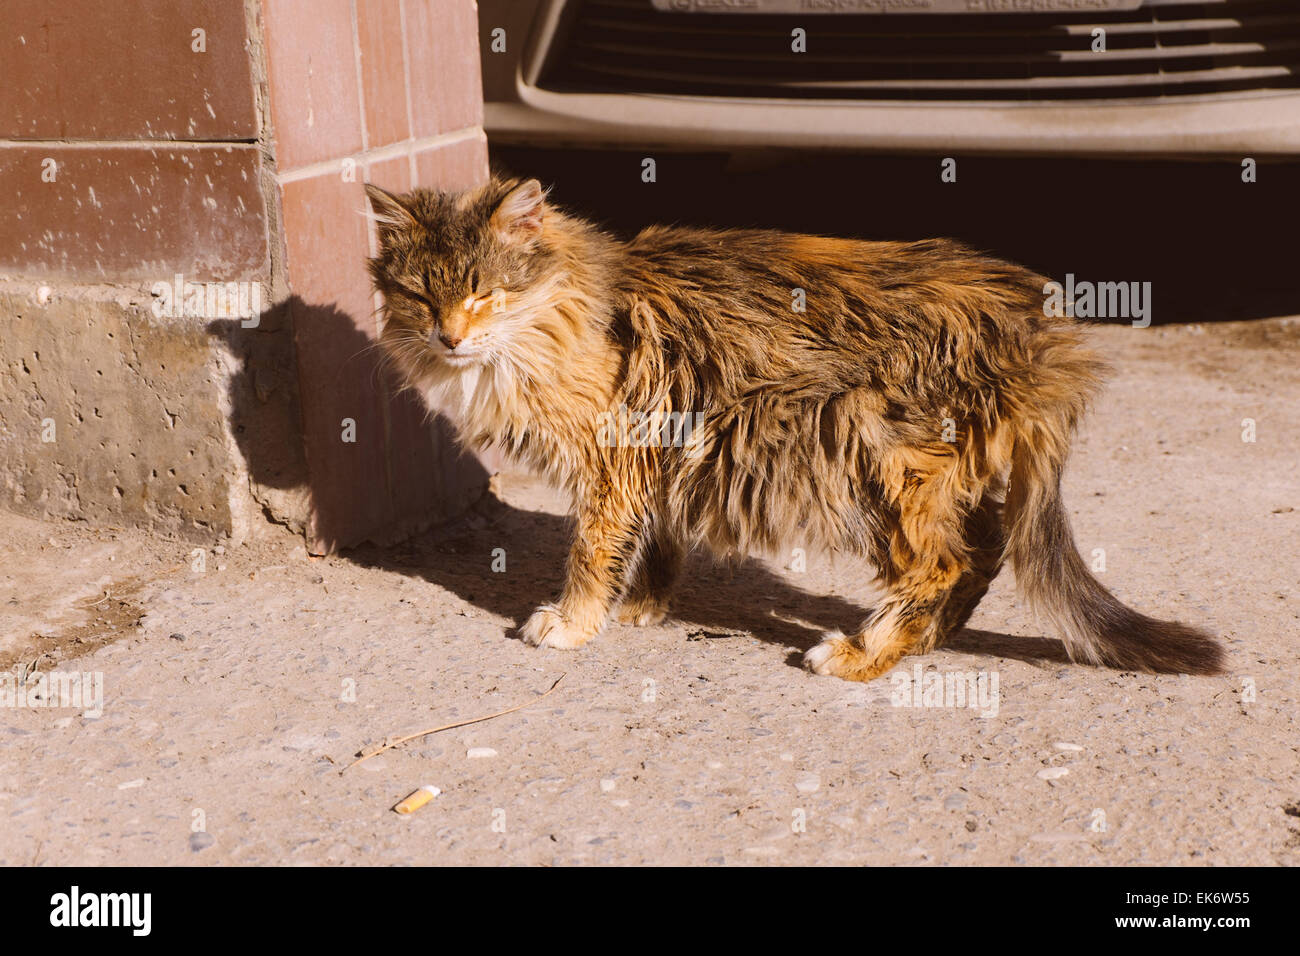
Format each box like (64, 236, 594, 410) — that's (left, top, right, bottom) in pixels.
(1053, 742, 1083, 752)
(795, 772, 821, 794)
(169, 633, 185, 642)
(189, 832, 215, 852)
(600, 778, 616, 793)
(1037, 768, 1070, 780)
(467, 747, 497, 759)
(117, 779, 145, 790)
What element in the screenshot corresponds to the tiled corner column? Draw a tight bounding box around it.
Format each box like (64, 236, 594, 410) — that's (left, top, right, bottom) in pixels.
(0, 1, 273, 539)
(261, 0, 491, 553)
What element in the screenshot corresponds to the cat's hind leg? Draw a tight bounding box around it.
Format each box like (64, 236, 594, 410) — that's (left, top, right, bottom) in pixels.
(935, 492, 1006, 638)
(804, 462, 997, 682)
(615, 521, 683, 626)
(803, 584, 958, 682)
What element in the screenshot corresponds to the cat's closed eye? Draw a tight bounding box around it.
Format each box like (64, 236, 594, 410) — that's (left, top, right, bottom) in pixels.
(464, 288, 503, 315)
(388, 285, 435, 317)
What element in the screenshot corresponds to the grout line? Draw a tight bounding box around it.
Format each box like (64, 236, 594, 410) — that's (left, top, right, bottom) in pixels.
(275, 126, 482, 184)
(0, 139, 260, 149)
(352, 0, 381, 269)
(358, 0, 394, 519)
(398, 0, 418, 185)
(350, 0, 370, 155)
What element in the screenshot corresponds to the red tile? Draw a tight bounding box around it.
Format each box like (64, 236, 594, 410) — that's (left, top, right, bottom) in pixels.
(405, 0, 483, 138)
(281, 164, 489, 550)
(365, 155, 439, 529)
(280, 173, 374, 327)
(357, 0, 411, 149)
(262, 0, 364, 171)
(364, 153, 412, 197)
(413, 132, 488, 192)
(0, 0, 257, 141)
(389, 391, 490, 532)
(0, 144, 269, 281)
(358, 153, 490, 535)
(280, 171, 391, 551)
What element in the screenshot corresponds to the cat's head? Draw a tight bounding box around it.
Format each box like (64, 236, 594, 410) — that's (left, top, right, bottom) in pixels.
(364, 176, 563, 379)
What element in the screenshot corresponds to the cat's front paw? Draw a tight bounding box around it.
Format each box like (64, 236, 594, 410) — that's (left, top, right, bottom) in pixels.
(519, 605, 595, 650)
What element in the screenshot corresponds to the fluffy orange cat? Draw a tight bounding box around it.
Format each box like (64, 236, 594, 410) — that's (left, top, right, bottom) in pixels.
(364, 176, 1223, 683)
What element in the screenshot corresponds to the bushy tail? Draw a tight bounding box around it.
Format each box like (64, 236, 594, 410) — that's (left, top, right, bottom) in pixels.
(1004, 423, 1224, 675)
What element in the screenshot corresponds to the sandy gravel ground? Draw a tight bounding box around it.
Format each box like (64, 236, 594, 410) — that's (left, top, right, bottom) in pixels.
(1, 318, 1297, 866)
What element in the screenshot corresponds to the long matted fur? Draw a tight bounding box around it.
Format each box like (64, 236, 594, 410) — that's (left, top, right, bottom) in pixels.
(364, 176, 1224, 682)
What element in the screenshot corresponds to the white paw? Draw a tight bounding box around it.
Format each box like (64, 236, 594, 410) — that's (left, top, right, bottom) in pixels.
(519, 605, 593, 650)
(802, 631, 847, 676)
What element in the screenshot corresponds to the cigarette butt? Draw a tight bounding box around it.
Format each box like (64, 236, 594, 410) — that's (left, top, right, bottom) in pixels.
(393, 785, 440, 815)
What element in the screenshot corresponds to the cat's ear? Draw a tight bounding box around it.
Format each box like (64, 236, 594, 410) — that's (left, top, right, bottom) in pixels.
(489, 179, 546, 244)
(364, 184, 416, 235)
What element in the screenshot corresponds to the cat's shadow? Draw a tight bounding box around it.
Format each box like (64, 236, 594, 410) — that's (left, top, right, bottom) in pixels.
(204, 297, 1065, 671)
(343, 491, 1072, 672)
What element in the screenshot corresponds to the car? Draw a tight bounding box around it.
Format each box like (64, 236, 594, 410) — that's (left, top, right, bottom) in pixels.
(478, 0, 1300, 157)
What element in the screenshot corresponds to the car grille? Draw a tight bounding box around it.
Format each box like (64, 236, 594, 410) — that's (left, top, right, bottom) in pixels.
(538, 0, 1300, 101)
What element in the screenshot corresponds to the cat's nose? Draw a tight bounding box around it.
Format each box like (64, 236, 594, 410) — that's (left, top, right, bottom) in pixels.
(437, 331, 461, 351)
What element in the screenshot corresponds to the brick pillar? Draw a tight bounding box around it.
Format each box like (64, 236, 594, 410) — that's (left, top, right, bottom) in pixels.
(0, 1, 274, 540)
(0, 0, 491, 552)
(261, 0, 491, 553)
